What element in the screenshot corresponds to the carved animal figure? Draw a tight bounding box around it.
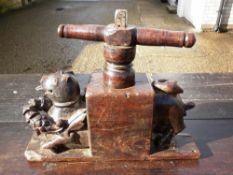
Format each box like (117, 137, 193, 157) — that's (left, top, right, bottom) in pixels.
(152, 79, 194, 150)
(23, 71, 86, 149)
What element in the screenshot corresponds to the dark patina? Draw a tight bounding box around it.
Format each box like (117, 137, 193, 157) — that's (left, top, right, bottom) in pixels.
(23, 9, 199, 162)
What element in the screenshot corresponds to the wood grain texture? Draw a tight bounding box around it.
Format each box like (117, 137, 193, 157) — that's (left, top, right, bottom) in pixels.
(1, 73, 233, 122)
(58, 24, 105, 41)
(103, 45, 136, 64)
(150, 134, 200, 160)
(152, 73, 233, 120)
(137, 28, 195, 47)
(86, 73, 154, 159)
(58, 24, 195, 48)
(0, 73, 232, 174)
(0, 120, 233, 175)
(0, 74, 90, 122)
(25, 131, 92, 162)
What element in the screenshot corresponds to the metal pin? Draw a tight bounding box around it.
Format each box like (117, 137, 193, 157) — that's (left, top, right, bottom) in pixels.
(115, 9, 127, 28)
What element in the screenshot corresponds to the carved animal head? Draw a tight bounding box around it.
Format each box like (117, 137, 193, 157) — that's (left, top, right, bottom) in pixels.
(36, 71, 80, 103)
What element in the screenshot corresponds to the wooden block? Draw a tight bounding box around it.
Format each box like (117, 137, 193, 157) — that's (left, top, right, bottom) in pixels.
(150, 133, 200, 160)
(25, 131, 92, 162)
(86, 73, 154, 160)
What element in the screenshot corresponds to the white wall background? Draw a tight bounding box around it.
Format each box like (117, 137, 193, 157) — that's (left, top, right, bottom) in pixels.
(177, 0, 233, 31)
(177, 0, 205, 31)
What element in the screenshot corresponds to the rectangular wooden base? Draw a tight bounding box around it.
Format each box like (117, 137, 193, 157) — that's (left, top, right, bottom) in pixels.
(150, 133, 200, 160)
(24, 131, 92, 162)
(25, 133, 200, 162)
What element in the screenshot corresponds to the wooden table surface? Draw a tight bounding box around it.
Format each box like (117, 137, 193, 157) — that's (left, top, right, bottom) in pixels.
(0, 73, 233, 175)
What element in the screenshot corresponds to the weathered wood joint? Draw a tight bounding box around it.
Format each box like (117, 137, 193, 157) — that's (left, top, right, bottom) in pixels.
(24, 9, 200, 162)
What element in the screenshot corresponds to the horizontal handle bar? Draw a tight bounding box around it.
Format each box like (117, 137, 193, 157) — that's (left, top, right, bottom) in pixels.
(136, 27, 195, 48)
(58, 24, 195, 48)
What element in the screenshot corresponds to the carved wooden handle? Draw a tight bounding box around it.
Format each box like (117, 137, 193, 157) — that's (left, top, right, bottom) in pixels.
(136, 27, 196, 48)
(58, 24, 105, 41)
(58, 24, 195, 48)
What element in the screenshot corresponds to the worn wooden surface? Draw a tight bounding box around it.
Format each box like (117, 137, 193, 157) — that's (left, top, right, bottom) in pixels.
(25, 131, 91, 162)
(0, 73, 233, 174)
(150, 134, 200, 160)
(87, 73, 154, 159)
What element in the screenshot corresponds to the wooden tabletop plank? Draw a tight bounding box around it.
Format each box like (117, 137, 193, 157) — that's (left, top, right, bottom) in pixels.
(2, 73, 233, 100)
(0, 74, 90, 122)
(0, 73, 232, 174)
(0, 120, 232, 175)
(0, 73, 233, 122)
(186, 101, 233, 120)
(152, 73, 233, 87)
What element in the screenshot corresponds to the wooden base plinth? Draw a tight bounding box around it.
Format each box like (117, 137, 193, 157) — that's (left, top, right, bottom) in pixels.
(150, 133, 200, 160)
(25, 131, 92, 162)
(25, 132, 200, 162)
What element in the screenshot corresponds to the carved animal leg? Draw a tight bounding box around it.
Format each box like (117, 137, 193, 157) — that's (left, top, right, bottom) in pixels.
(42, 133, 73, 149)
(42, 131, 84, 149)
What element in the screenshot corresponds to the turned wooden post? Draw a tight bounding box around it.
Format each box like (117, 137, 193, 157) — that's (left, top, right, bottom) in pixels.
(58, 10, 195, 89)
